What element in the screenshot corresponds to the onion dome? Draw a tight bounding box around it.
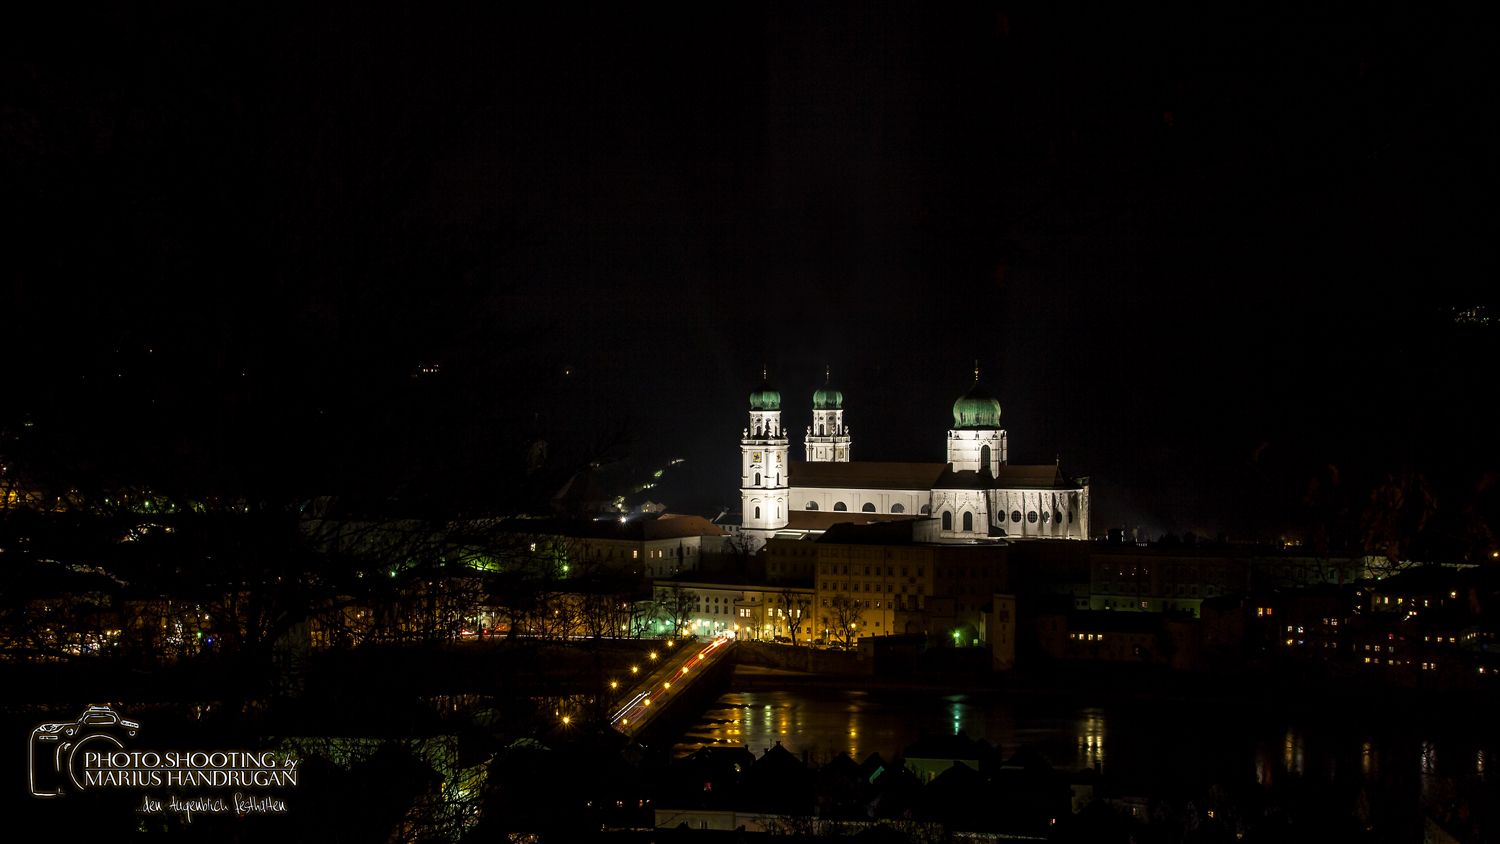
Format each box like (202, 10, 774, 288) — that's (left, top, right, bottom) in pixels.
(952, 382, 1002, 428)
(749, 376, 781, 410)
(812, 368, 842, 409)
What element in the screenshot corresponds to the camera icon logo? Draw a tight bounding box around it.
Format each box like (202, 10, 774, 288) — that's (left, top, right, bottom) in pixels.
(28, 704, 140, 798)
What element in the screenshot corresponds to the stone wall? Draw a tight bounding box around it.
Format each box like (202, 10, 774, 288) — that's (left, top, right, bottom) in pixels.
(736, 641, 867, 674)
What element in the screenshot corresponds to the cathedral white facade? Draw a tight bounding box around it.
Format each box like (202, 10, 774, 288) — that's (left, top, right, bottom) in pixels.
(738, 371, 1090, 552)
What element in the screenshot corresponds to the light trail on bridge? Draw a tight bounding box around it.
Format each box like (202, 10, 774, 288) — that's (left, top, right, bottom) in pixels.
(610, 637, 731, 730)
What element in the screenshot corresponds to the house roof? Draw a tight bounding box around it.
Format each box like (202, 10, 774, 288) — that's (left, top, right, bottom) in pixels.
(816, 752, 860, 786)
(643, 514, 729, 540)
(1370, 564, 1471, 595)
(817, 519, 930, 546)
(927, 759, 985, 794)
(753, 741, 805, 775)
(789, 461, 947, 490)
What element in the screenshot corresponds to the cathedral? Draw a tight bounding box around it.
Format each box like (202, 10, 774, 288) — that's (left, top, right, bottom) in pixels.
(737, 369, 1090, 552)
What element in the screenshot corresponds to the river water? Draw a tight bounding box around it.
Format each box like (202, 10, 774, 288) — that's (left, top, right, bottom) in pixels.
(674, 687, 1496, 835)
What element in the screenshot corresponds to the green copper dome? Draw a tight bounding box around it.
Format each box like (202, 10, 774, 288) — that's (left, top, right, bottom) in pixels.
(749, 379, 781, 410)
(812, 374, 842, 409)
(952, 383, 1002, 428)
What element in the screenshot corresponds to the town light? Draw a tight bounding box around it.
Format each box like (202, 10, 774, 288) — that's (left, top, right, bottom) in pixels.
(649, 653, 657, 660)
(631, 666, 638, 673)
(611, 681, 618, 688)
(562, 716, 570, 725)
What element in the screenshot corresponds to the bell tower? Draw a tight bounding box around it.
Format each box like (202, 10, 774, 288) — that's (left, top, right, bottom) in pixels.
(947, 362, 1007, 473)
(804, 367, 851, 462)
(741, 369, 788, 551)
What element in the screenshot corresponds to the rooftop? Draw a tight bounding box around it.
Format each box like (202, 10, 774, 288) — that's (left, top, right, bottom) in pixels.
(789, 461, 946, 490)
(933, 464, 1082, 490)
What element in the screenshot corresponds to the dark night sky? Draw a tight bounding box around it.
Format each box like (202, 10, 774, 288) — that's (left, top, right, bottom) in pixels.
(4, 2, 1495, 542)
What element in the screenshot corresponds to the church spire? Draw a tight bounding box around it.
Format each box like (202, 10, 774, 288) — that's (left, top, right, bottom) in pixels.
(808, 365, 850, 462)
(741, 371, 787, 548)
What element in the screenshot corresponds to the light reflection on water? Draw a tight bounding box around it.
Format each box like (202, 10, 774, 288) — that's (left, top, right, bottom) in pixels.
(675, 690, 1140, 773)
(673, 688, 1497, 820)
(1284, 727, 1304, 775)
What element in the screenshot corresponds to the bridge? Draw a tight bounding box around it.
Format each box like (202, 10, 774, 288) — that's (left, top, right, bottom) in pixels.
(609, 636, 736, 738)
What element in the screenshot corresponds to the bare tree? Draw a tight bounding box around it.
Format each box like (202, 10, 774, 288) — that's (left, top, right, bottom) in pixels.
(655, 582, 698, 638)
(827, 595, 867, 647)
(776, 584, 814, 646)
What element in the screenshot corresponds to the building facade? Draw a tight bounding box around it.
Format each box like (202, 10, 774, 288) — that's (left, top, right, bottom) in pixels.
(737, 371, 1091, 552)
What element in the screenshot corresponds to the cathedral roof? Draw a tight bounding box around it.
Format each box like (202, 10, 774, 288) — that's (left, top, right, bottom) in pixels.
(788, 461, 947, 490)
(934, 464, 1080, 490)
(952, 382, 1002, 428)
(749, 378, 781, 410)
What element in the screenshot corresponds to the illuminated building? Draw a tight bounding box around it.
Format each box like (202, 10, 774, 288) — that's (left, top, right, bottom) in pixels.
(736, 369, 1091, 552)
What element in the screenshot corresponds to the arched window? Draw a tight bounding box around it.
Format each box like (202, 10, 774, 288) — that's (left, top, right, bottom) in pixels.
(962, 512, 974, 531)
(942, 511, 953, 531)
(980, 444, 991, 471)
(834, 502, 848, 512)
(807, 501, 819, 510)
(819, 423, 825, 436)
(891, 503, 905, 514)
(754, 472, 761, 485)
(754, 506, 761, 519)
(755, 424, 762, 437)
(920, 504, 931, 515)
(862, 503, 876, 513)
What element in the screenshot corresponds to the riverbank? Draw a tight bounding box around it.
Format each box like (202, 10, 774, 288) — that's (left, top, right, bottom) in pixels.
(729, 661, 1500, 727)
